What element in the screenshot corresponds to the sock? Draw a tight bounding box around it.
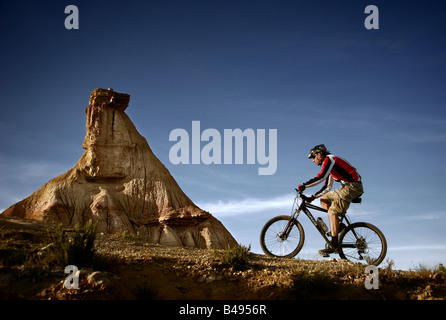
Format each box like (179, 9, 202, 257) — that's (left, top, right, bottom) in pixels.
(331, 236, 338, 246)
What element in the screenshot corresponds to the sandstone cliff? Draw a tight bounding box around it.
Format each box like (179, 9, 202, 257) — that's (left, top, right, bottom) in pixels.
(2, 88, 237, 249)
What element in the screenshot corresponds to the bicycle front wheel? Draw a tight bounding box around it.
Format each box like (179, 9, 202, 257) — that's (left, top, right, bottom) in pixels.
(338, 222, 387, 266)
(260, 215, 305, 258)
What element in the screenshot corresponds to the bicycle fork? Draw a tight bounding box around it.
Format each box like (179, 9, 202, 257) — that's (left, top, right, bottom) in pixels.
(280, 219, 294, 240)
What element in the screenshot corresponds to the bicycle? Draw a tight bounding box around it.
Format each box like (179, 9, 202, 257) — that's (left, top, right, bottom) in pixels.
(260, 190, 387, 266)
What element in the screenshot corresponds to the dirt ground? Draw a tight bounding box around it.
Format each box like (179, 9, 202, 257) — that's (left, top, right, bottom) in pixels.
(1, 214, 445, 300)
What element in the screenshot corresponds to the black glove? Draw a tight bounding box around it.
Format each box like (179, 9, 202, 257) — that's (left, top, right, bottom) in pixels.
(305, 195, 315, 203)
(297, 184, 306, 193)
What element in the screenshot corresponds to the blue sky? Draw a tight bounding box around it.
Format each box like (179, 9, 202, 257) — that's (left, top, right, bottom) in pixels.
(1, 0, 445, 270)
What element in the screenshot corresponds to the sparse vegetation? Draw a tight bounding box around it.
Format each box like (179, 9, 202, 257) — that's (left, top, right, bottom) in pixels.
(219, 243, 251, 270)
(47, 220, 97, 267)
(411, 262, 446, 275)
(1, 215, 445, 300)
(292, 263, 337, 299)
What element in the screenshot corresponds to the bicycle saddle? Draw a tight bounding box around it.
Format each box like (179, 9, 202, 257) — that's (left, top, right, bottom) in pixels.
(351, 196, 362, 204)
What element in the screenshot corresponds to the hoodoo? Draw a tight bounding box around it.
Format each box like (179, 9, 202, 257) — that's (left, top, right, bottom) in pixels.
(2, 88, 237, 249)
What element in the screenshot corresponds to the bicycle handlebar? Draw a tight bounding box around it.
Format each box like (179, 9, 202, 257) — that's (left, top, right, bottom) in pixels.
(295, 188, 308, 201)
(295, 189, 317, 204)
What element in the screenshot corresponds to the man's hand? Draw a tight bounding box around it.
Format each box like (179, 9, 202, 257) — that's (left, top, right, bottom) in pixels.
(297, 184, 306, 193)
(305, 195, 315, 203)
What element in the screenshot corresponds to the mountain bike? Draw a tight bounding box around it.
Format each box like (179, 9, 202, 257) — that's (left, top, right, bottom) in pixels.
(260, 190, 387, 266)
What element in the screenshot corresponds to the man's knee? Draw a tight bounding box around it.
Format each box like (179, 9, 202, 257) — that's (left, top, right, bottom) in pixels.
(327, 209, 339, 218)
(320, 196, 330, 209)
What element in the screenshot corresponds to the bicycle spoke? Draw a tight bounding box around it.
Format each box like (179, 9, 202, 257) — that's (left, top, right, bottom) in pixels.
(265, 227, 299, 256)
(261, 216, 304, 257)
(340, 225, 385, 265)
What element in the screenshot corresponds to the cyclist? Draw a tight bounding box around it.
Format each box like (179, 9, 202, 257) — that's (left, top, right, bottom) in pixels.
(297, 144, 363, 256)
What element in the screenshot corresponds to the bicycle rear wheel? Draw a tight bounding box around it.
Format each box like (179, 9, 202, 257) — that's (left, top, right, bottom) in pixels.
(260, 215, 305, 258)
(338, 222, 387, 266)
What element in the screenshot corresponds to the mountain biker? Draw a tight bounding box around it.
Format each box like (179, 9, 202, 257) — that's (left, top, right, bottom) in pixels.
(297, 144, 363, 256)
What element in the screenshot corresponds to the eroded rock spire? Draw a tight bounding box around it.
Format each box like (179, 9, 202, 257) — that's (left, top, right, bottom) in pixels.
(2, 88, 237, 249)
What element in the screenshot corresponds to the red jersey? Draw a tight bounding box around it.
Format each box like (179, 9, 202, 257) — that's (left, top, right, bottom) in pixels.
(304, 154, 361, 198)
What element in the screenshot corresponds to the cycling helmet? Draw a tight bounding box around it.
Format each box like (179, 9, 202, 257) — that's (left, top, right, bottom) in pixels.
(308, 144, 328, 159)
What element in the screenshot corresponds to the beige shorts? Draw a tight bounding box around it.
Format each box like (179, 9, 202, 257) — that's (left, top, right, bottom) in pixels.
(323, 182, 363, 216)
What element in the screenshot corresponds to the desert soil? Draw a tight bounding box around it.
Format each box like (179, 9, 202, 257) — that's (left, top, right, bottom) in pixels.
(0, 214, 445, 300)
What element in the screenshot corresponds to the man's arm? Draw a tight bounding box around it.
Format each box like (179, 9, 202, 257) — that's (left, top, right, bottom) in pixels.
(313, 175, 334, 198)
(303, 156, 334, 188)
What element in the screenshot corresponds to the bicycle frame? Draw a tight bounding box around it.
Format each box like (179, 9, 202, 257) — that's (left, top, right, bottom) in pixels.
(261, 191, 387, 265)
(288, 194, 352, 246)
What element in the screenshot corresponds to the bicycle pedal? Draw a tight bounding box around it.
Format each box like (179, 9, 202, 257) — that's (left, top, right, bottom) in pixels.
(318, 250, 330, 258)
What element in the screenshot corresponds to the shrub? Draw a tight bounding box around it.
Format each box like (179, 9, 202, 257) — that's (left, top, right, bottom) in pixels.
(221, 243, 251, 270)
(48, 220, 97, 267)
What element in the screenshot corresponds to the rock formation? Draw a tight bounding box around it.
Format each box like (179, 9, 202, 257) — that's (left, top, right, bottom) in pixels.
(2, 88, 237, 249)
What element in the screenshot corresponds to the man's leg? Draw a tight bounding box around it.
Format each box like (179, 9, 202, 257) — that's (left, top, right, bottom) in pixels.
(320, 196, 330, 211)
(319, 190, 353, 255)
(328, 210, 339, 238)
(318, 195, 339, 256)
(320, 196, 339, 237)
(321, 193, 346, 251)
(328, 197, 351, 245)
